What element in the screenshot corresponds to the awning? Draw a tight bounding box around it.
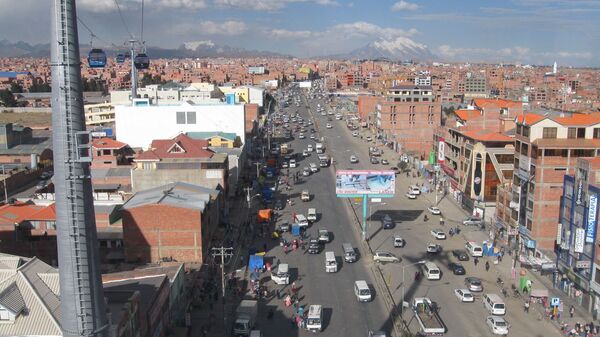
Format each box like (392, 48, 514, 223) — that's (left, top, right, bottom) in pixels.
(530, 288, 549, 298)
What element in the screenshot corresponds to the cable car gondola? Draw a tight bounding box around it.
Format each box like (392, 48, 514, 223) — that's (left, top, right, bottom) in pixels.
(134, 53, 150, 70)
(87, 48, 107, 68)
(115, 53, 126, 63)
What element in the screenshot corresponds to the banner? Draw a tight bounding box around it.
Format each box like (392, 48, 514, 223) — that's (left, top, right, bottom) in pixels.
(438, 138, 445, 163)
(574, 228, 585, 253)
(335, 170, 395, 196)
(586, 194, 598, 243)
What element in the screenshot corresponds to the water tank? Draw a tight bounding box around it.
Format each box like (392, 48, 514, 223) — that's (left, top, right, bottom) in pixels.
(30, 154, 38, 170)
(226, 93, 236, 105)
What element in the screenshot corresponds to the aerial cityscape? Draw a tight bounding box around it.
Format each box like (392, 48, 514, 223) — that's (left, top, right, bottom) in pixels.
(0, 0, 599, 337)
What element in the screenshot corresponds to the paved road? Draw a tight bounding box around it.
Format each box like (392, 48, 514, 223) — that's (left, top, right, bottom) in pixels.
(315, 96, 561, 337)
(252, 89, 390, 337)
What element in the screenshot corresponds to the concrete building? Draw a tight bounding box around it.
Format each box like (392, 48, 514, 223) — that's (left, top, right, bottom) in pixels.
(111, 82, 222, 105)
(115, 99, 246, 150)
(0, 124, 53, 167)
(131, 133, 229, 193)
(121, 182, 222, 264)
(511, 112, 600, 255)
(556, 157, 600, 315)
(461, 73, 488, 99)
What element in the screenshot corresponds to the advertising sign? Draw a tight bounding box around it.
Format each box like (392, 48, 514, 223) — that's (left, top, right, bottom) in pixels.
(335, 170, 395, 196)
(586, 194, 598, 243)
(556, 223, 562, 245)
(574, 228, 585, 253)
(438, 138, 445, 163)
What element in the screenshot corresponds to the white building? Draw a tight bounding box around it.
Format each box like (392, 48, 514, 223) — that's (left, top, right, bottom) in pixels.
(110, 82, 221, 105)
(115, 99, 246, 149)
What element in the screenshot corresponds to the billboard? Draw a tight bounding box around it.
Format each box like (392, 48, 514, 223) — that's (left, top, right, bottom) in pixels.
(336, 170, 395, 196)
(586, 193, 598, 243)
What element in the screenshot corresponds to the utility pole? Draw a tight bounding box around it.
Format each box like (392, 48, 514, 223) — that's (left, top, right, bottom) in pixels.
(1, 165, 7, 203)
(129, 39, 137, 103)
(245, 186, 253, 208)
(211, 247, 234, 333)
(255, 162, 261, 179)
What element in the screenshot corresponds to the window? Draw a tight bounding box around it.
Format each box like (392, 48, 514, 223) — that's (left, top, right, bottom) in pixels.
(542, 127, 557, 139)
(522, 126, 530, 137)
(572, 149, 595, 157)
(594, 128, 600, 139)
(0, 308, 10, 321)
(186, 111, 197, 124)
(516, 124, 522, 135)
(176, 111, 186, 124)
(568, 128, 577, 139)
(176, 111, 196, 124)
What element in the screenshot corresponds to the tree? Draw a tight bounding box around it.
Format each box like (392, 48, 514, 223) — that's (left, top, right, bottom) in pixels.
(29, 80, 51, 93)
(10, 82, 23, 93)
(0, 90, 18, 107)
(399, 161, 408, 172)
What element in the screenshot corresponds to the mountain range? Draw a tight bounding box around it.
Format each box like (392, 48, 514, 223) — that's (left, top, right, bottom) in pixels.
(0, 38, 435, 62)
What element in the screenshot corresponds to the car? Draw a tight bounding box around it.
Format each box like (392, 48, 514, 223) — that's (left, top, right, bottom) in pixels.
(301, 190, 311, 202)
(307, 239, 322, 254)
(36, 181, 48, 190)
(452, 249, 470, 261)
(405, 192, 417, 199)
(463, 216, 483, 226)
(431, 229, 446, 240)
(302, 167, 311, 176)
(39, 171, 53, 180)
(310, 134, 316, 140)
(448, 262, 466, 275)
(366, 136, 372, 141)
(274, 200, 284, 211)
(393, 236, 405, 248)
(309, 163, 319, 173)
(427, 206, 441, 215)
(311, 128, 316, 133)
(381, 214, 395, 229)
(303, 150, 310, 157)
(298, 133, 305, 139)
(381, 159, 389, 165)
(326, 123, 332, 129)
(282, 161, 289, 168)
(390, 167, 400, 175)
(464, 277, 483, 292)
(426, 243, 442, 254)
(350, 155, 359, 164)
(486, 316, 509, 335)
(370, 157, 379, 164)
(454, 289, 474, 303)
(352, 131, 359, 137)
(373, 251, 400, 263)
(368, 331, 387, 337)
(289, 159, 297, 168)
(278, 221, 290, 232)
(318, 229, 330, 243)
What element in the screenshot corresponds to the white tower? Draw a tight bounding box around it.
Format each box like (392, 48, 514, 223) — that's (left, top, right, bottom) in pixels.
(553, 61, 558, 74)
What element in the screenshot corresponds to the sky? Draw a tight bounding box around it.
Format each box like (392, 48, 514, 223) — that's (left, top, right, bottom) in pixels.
(1, 0, 599, 66)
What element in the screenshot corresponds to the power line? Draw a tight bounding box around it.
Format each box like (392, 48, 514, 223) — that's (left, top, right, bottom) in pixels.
(140, 0, 145, 44)
(113, 0, 134, 39)
(77, 17, 113, 47)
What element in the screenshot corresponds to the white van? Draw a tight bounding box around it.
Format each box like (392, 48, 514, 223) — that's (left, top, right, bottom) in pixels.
(410, 185, 421, 195)
(354, 280, 372, 302)
(289, 159, 297, 168)
(483, 293, 506, 315)
(295, 214, 309, 228)
(306, 305, 322, 332)
(325, 251, 337, 273)
(271, 263, 289, 285)
(423, 262, 441, 280)
(343, 243, 357, 263)
(307, 208, 317, 222)
(465, 242, 483, 257)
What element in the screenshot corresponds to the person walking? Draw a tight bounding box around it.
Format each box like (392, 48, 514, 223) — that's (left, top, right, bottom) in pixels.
(524, 300, 530, 313)
(485, 261, 490, 272)
(292, 281, 297, 294)
(474, 257, 479, 266)
(570, 305, 575, 318)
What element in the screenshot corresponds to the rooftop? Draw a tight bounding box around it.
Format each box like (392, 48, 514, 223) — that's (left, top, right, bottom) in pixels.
(92, 137, 128, 150)
(121, 181, 218, 212)
(454, 109, 481, 121)
(460, 130, 514, 142)
(532, 138, 600, 148)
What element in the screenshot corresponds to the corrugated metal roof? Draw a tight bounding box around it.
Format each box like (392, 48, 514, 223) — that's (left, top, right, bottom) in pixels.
(0, 282, 25, 314)
(38, 273, 60, 297)
(122, 182, 216, 211)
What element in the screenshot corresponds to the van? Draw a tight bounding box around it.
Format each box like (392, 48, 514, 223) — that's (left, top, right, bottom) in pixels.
(465, 242, 483, 257)
(306, 305, 322, 332)
(295, 214, 309, 228)
(409, 185, 421, 195)
(343, 243, 357, 263)
(307, 208, 317, 222)
(483, 293, 506, 315)
(271, 263, 289, 285)
(325, 251, 337, 273)
(354, 280, 372, 302)
(423, 262, 441, 280)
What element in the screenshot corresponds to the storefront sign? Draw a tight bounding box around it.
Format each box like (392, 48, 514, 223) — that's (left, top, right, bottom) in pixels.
(574, 228, 586, 253)
(576, 179, 583, 205)
(437, 138, 445, 163)
(508, 227, 518, 235)
(525, 239, 536, 249)
(586, 194, 598, 243)
(557, 223, 562, 245)
(551, 297, 560, 307)
(576, 260, 591, 269)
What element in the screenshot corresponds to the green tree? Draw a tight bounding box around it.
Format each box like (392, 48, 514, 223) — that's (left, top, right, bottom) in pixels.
(0, 90, 18, 107)
(29, 80, 51, 92)
(10, 82, 23, 93)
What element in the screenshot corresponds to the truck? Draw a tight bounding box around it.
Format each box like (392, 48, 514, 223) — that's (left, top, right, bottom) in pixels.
(280, 143, 290, 155)
(412, 297, 445, 335)
(233, 300, 258, 336)
(315, 143, 324, 153)
(317, 154, 330, 167)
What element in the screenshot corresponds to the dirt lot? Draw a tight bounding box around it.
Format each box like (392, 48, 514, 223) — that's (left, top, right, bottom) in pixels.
(0, 112, 52, 127)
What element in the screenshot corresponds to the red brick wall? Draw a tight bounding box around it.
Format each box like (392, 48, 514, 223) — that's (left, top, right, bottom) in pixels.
(357, 96, 380, 121)
(245, 103, 258, 134)
(122, 204, 204, 263)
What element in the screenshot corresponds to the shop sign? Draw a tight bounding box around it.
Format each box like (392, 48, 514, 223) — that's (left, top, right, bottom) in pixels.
(525, 239, 536, 249)
(576, 260, 591, 269)
(551, 297, 560, 307)
(576, 179, 583, 205)
(437, 139, 445, 163)
(556, 223, 562, 245)
(574, 228, 585, 253)
(586, 194, 598, 243)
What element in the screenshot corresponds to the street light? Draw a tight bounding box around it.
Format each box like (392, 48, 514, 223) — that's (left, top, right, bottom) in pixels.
(401, 260, 427, 314)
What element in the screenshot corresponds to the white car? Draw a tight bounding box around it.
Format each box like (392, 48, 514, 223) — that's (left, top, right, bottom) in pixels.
(366, 136, 372, 141)
(282, 161, 289, 168)
(350, 155, 359, 164)
(307, 145, 314, 152)
(352, 131, 359, 137)
(303, 150, 310, 157)
(373, 251, 400, 263)
(431, 229, 446, 240)
(428, 206, 441, 215)
(310, 134, 316, 140)
(426, 243, 442, 254)
(302, 167, 311, 176)
(454, 289, 474, 302)
(309, 163, 319, 173)
(289, 159, 297, 168)
(326, 123, 332, 129)
(486, 316, 509, 335)
(298, 133, 305, 139)
(405, 192, 417, 199)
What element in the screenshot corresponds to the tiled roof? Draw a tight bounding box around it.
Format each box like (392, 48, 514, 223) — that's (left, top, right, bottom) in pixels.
(515, 113, 546, 125)
(92, 137, 128, 150)
(0, 203, 44, 225)
(473, 98, 522, 109)
(187, 131, 237, 141)
(28, 204, 56, 221)
(553, 112, 600, 126)
(454, 109, 481, 121)
(461, 130, 513, 142)
(137, 133, 214, 160)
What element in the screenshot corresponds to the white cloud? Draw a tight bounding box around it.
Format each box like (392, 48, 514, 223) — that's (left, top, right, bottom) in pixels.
(171, 20, 247, 35)
(76, 0, 208, 13)
(331, 21, 418, 39)
(153, 0, 208, 9)
(540, 51, 593, 59)
(271, 29, 315, 39)
(391, 0, 419, 11)
(213, 0, 338, 11)
(438, 44, 593, 64)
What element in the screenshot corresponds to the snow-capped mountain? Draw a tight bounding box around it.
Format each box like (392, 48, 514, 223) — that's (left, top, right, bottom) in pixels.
(332, 37, 435, 61)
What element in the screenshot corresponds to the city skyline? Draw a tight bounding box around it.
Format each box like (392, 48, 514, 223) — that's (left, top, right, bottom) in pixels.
(1, 0, 599, 66)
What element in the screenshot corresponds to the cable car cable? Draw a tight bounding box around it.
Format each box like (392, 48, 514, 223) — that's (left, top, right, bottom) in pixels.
(113, 0, 134, 39)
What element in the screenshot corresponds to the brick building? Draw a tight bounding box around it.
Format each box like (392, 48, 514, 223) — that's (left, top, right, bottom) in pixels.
(121, 182, 222, 264)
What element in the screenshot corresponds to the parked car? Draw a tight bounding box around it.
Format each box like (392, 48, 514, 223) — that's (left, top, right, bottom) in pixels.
(308, 239, 322, 254)
(366, 136, 372, 141)
(326, 123, 332, 129)
(452, 249, 470, 261)
(486, 316, 509, 335)
(393, 236, 405, 248)
(278, 221, 290, 232)
(463, 216, 483, 226)
(350, 155, 359, 164)
(373, 251, 400, 263)
(448, 262, 466, 275)
(352, 131, 359, 137)
(282, 161, 289, 168)
(318, 229, 330, 243)
(454, 289, 474, 302)
(427, 206, 441, 215)
(431, 229, 446, 240)
(465, 277, 483, 292)
(381, 214, 394, 229)
(309, 163, 319, 173)
(381, 159, 389, 165)
(426, 243, 442, 254)
(298, 133, 305, 139)
(405, 192, 417, 199)
(370, 157, 379, 164)
(302, 167, 311, 176)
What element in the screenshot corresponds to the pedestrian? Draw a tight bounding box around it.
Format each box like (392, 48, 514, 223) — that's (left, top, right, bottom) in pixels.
(474, 257, 479, 266)
(524, 300, 530, 313)
(292, 281, 297, 294)
(277, 288, 281, 299)
(570, 305, 575, 318)
(263, 243, 267, 253)
(485, 261, 490, 272)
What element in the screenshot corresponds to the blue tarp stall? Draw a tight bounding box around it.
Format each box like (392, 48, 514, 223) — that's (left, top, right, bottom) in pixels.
(482, 242, 499, 256)
(249, 254, 264, 272)
(291, 224, 301, 236)
(262, 187, 273, 202)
